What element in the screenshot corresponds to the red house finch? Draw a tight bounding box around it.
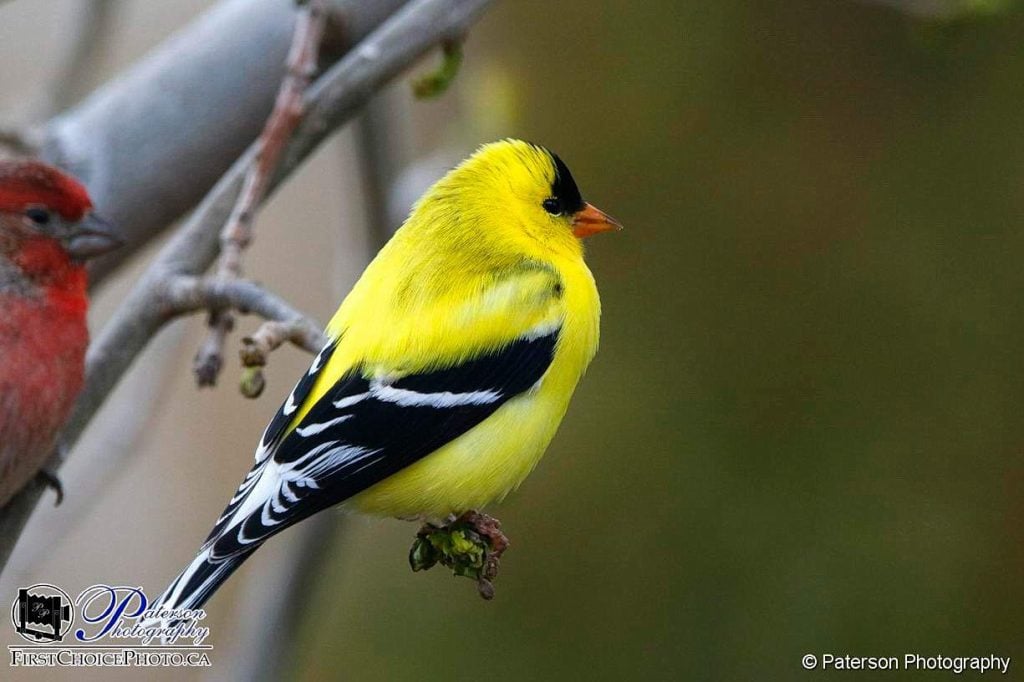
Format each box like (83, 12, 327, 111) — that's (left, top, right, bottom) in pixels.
(0, 160, 120, 507)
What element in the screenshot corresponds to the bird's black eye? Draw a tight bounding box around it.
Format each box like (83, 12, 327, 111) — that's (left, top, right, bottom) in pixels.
(542, 198, 562, 215)
(25, 207, 52, 226)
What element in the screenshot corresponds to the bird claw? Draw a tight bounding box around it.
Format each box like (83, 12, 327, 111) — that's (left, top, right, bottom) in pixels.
(35, 468, 64, 506)
(409, 510, 510, 600)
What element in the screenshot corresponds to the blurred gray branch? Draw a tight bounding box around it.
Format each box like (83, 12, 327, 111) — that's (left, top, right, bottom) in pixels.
(0, 0, 495, 572)
(44, 0, 409, 286)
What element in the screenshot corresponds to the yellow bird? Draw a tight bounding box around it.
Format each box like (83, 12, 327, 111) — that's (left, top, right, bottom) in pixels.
(152, 139, 620, 612)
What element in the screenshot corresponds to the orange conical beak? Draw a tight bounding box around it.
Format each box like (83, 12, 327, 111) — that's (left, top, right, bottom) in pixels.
(572, 202, 623, 239)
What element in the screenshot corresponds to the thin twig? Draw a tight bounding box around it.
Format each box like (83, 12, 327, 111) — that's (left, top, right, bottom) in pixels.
(163, 275, 326, 350)
(242, 320, 316, 364)
(194, 0, 329, 387)
(170, 273, 328, 395)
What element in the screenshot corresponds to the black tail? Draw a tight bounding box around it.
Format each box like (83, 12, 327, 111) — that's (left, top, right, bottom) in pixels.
(148, 544, 258, 616)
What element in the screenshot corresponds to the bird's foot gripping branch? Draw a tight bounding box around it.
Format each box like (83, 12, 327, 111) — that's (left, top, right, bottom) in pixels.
(409, 511, 510, 600)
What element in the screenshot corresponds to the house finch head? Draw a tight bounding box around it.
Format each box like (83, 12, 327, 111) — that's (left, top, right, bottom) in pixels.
(0, 160, 120, 507)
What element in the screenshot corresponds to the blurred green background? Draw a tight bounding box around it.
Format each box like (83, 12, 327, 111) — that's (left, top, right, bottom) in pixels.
(293, 1, 1024, 679)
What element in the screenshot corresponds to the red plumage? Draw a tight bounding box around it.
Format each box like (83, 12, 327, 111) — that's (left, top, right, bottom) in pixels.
(0, 161, 93, 221)
(0, 160, 117, 506)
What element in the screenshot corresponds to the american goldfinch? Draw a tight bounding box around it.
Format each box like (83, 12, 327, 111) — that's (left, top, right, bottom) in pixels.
(153, 139, 620, 612)
(0, 160, 120, 506)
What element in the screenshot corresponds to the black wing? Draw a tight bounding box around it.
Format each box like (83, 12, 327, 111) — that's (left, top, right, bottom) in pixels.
(202, 338, 338, 544)
(207, 329, 559, 560)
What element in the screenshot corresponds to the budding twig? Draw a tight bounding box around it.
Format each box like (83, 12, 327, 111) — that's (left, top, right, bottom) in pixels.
(194, 0, 329, 389)
(240, 319, 325, 397)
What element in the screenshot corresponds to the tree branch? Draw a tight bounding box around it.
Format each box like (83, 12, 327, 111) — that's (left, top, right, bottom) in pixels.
(164, 275, 326, 353)
(0, 0, 496, 574)
(195, 0, 329, 387)
(41, 0, 409, 286)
